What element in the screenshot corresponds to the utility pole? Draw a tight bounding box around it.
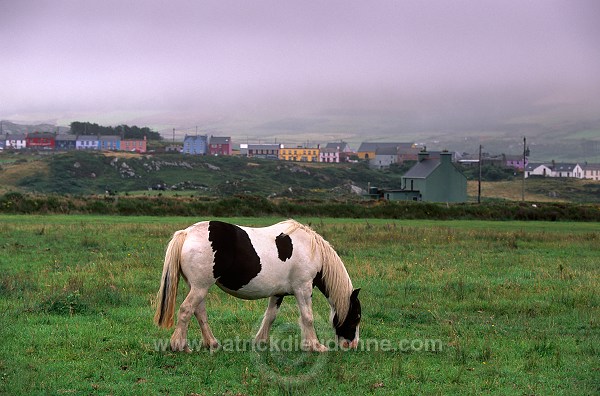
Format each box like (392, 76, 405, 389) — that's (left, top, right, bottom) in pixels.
(172, 128, 175, 143)
(522, 136, 526, 201)
(478, 144, 482, 203)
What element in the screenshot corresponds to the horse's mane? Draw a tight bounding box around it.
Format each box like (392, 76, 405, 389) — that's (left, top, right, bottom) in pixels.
(282, 220, 353, 323)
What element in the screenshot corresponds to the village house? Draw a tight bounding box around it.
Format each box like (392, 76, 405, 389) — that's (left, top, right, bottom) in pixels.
(279, 146, 320, 162)
(26, 132, 55, 149)
(76, 135, 100, 150)
(55, 134, 77, 150)
(582, 163, 600, 180)
(121, 136, 147, 153)
(319, 147, 340, 163)
(525, 162, 583, 178)
(5, 133, 27, 149)
(379, 150, 467, 203)
(357, 142, 397, 161)
(208, 136, 232, 156)
(505, 154, 528, 170)
(371, 146, 398, 169)
(182, 135, 209, 155)
(324, 142, 354, 162)
(99, 135, 121, 151)
(525, 163, 551, 177)
(240, 143, 282, 160)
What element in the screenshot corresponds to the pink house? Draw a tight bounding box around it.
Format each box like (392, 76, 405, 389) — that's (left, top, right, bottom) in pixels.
(122, 136, 147, 153)
(319, 147, 340, 163)
(505, 155, 528, 171)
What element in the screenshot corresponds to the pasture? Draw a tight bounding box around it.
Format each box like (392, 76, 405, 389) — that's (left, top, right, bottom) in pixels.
(0, 215, 598, 395)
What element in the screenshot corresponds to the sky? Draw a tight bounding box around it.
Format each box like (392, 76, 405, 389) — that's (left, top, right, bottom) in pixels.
(1, 0, 599, 143)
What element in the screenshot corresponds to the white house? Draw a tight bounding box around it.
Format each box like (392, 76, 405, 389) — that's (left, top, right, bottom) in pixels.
(525, 162, 583, 178)
(526, 163, 554, 178)
(582, 163, 600, 181)
(5, 133, 27, 149)
(371, 146, 399, 169)
(551, 163, 583, 178)
(76, 135, 100, 150)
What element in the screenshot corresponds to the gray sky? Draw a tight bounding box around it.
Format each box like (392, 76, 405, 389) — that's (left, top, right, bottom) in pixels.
(1, 0, 599, 141)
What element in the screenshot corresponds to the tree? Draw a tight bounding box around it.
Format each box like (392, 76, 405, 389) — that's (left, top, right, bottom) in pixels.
(69, 122, 162, 140)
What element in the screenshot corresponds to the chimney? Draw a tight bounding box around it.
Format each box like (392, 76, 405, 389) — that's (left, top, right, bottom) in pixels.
(418, 147, 429, 162)
(440, 150, 452, 165)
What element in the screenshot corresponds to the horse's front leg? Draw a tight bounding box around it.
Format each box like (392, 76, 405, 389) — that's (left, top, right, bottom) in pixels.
(295, 285, 327, 352)
(255, 295, 284, 344)
(171, 287, 207, 352)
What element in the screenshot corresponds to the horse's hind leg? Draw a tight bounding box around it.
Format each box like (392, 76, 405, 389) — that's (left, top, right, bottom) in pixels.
(194, 299, 219, 349)
(255, 295, 284, 343)
(170, 287, 207, 352)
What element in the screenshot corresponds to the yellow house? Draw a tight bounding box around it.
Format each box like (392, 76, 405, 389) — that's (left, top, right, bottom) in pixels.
(279, 147, 320, 162)
(357, 142, 418, 161)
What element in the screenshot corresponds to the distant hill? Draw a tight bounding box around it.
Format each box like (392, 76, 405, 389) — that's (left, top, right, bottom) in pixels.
(0, 120, 70, 135)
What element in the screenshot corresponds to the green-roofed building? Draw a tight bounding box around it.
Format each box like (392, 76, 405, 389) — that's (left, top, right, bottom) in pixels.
(382, 150, 467, 202)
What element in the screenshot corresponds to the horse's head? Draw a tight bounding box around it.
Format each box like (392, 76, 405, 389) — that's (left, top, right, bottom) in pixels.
(334, 288, 361, 349)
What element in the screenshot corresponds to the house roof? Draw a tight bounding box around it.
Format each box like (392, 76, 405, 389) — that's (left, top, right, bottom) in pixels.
(505, 155, 524, 161)
(320, 147, 338, 153)
(184, 135, 208, 142)
(582, 163, 600, 170)
(325, 142, 350, 151)
(357, 142, 413, 152)
(403, 159, 441, 178)
(6, 133, 27, 140)
(27, 132, 55, 138)
(99, 135, 120, 141)
(552, 163, 578, 171)
(525, 163, 547, 171)
(78, 135, 98, 141)
(247, 144, 281, 149)
(210, 136, 231, 144)
(375, 146, 399, 155)
(56, 134, 77, 141)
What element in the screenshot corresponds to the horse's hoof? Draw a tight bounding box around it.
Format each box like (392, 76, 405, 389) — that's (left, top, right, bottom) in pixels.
(301, 342, 328, 352)
(170, 341, 191, 353)
(204, 341, 220, 350)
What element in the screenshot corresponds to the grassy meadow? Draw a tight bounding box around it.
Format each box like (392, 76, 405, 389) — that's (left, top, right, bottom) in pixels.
(0, 215, 598, 395)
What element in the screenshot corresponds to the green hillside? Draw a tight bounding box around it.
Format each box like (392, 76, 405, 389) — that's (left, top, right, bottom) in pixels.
(1, 151, 598, 203)
(0, 152, 406, 198)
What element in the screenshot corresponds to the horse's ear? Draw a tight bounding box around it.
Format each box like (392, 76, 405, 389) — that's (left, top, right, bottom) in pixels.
(351, 288, 361, 300)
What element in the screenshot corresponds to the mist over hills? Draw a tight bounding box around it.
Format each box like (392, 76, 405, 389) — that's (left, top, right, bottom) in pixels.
(2, 118, 599, 163)
(160, 114, 600, 162)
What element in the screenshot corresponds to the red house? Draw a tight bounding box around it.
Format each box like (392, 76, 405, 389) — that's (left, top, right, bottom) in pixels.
(208, 136, 232, 155)
(26, 132, 55, 149)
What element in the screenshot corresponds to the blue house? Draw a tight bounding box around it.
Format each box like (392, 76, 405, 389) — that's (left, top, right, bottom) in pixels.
(99, 135, 121, 151)
(55, 134, 77, 150)
(182, 135, 208, 155)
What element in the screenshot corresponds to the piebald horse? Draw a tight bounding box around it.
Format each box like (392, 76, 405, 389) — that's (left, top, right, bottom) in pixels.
(154, 219, 361, 352)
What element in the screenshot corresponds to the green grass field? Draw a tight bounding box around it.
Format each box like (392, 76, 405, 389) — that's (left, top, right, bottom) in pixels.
(0, 215, 598, 395)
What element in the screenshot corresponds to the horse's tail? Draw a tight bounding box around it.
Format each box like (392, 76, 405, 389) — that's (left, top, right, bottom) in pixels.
(154, 230, 187, 328)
